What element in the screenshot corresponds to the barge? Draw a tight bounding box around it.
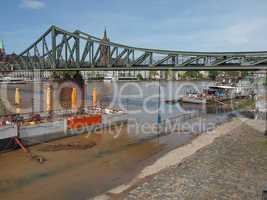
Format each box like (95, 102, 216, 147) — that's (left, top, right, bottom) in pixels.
(0, 107, 128, 152)
(0, 124, 18, 150)
(179, 85, 253, 105)
(165, 99, 180, 104)
(179, 95, 207, 104)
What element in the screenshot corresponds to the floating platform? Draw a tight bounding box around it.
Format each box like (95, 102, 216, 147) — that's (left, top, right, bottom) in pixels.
(0, 111, 128, 152)
(179, 96, 207, 104)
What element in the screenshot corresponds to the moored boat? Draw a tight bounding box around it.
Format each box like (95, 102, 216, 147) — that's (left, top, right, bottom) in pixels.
(179, 85, 243, 105)
(165, 99, 180, 104)
(179, 96, 207, 104)
(0, 106, 128, 151)
(0, 76, 28, 84)
(0, 119, 18, 151)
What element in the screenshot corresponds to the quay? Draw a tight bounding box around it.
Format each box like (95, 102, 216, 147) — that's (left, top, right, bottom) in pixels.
(104, 118, 267, 200)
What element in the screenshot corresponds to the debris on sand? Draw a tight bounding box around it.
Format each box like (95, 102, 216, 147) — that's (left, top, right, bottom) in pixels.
(38, 141, 96, 152)
(30, 154, 47, 164)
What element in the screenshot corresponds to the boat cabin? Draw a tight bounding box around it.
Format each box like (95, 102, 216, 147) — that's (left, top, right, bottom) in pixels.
(205, 86, 236, 99)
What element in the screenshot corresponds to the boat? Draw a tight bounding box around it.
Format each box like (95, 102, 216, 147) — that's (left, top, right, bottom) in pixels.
(0, 76, 28, 84)
(179, 95, 207, 104)
(0, 117, 18, 151)
(0, 106, 128, 151)
(165, 99, 180, 104)
(204, 85, 237, 101)
(104, 72, 116, 82)
(118, 77, 138, 81)
(179, 85, 238, 104)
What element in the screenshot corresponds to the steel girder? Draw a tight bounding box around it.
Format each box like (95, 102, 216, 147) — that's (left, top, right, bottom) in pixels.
(3, 25, 267, 71)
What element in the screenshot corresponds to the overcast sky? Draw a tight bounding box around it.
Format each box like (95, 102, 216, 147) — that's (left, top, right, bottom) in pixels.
(1, 0, 267, 53)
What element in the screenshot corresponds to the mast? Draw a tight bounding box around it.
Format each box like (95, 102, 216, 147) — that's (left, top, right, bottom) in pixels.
(157, 75, 161, 137)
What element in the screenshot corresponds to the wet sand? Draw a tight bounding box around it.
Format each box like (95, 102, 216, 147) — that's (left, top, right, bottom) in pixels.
(0, 125, 193, 200)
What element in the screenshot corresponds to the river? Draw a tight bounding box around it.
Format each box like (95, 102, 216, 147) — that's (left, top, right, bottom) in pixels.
(0, 80, 261, 200)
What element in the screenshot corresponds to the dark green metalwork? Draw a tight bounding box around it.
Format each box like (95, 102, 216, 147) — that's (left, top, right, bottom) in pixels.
(2, 25, 267, 72)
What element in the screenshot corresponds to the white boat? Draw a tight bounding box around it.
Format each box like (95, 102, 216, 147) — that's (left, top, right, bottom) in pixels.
(0, 124, 18, 140)
(180, 85, 241, 105)
(0, 77, 27, 84)
(206, 85, 237, 100)
(180, 95, 207, 104)
(104, 72, 116, 82)
(0, 123, 18, 151)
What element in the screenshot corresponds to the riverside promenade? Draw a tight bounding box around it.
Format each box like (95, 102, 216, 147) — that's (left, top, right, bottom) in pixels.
(102, 118, 267, 200)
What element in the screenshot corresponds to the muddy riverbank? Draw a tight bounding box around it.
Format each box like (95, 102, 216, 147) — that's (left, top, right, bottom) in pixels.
(0, 125, 194, 200)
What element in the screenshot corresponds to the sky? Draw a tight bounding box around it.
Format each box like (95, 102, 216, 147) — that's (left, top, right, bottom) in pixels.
(1, 0, 267, 54)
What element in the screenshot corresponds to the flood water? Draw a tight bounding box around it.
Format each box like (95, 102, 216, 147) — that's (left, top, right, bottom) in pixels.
(0, 80, 262, 200)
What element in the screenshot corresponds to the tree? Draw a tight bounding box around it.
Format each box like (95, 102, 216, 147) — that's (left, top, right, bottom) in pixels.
(137, 73, 144, 80)
(51, 71, 84, 87)
(241, 71, 249, 78)
(183, 71, 202, 80)
(165, 69, 173, 80)
(149, 71, 158, 80)
(225, 71, 241, 79)
(208, 71, 219, 80)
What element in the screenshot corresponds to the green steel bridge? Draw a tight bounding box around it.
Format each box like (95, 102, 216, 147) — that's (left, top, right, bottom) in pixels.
(3, 25, 267, 72)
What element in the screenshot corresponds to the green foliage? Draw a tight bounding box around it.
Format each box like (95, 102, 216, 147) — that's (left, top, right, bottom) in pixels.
(207, 71, 249, 81)
(233, 99, 255, 110)
(52, 71, 84, 87)
(149, 71, 159, 79)
(225, 71, 240, 77)
(240, 71, 249, 77)
(165, 70, 173, 80)
(263, 139, 267, 148)
(52, 71, 76, 79)
(182, 71, 203, 80)
(137, 73, 144, 80)
(208, 71, 219, 80)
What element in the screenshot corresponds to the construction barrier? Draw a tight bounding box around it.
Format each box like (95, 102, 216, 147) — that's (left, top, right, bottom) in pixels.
(67, 115, 102, 129)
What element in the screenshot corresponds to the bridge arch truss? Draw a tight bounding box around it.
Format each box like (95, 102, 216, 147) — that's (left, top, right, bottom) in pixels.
(8, 25, 267, 71)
